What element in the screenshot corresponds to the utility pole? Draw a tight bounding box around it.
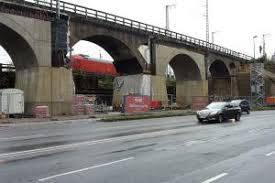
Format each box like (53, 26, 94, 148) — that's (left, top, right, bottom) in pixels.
(205, 0, 209, 42)
(165, 4, 176, 30)
(165, 4, 176, 78)
(166, 5, 170, 30)
(56, 0, 60, 20)
(211, 31, 220, 44)
(253, 35, 258, 59)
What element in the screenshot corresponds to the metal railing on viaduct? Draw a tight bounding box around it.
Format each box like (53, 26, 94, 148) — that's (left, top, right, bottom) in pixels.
(5, 0, 253, 62)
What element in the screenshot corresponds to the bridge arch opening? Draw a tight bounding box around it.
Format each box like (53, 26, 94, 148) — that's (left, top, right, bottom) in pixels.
(72, 35, 143, 75)
(0, 46, 15, 89)
(209, 60, 232, 97)
(71, 36, 143, 106)
(0, 23, 38, 70)
(0, 22, 38, 90)
(166, 54, 202, 107)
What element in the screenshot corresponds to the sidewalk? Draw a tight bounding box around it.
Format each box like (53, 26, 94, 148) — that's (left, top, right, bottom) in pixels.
(0, 112, 121, 125)
(0, 110, 194, 125)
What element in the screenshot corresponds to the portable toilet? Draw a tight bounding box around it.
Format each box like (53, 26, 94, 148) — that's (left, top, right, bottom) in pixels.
(0, 89, 24, 114)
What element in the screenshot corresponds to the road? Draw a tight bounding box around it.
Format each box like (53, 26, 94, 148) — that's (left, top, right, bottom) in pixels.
(0, 111, 275, 183)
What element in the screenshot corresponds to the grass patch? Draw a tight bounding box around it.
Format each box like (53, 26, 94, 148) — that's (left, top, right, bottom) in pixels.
(100, 110, 196, 122)
(252, 106, 275, 111)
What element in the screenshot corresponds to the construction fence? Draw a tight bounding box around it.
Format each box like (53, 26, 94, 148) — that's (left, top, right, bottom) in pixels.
(72, 94, 113, 115)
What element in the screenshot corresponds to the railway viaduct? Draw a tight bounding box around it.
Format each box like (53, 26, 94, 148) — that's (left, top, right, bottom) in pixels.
(0, 0, 252, 115)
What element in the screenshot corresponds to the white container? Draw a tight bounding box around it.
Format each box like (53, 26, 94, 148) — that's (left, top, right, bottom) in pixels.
(0, 89, 24, 114)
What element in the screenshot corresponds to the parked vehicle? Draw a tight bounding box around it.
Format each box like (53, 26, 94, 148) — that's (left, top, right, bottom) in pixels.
(230, 99, 251, 114)
(196, 102, 241, 123)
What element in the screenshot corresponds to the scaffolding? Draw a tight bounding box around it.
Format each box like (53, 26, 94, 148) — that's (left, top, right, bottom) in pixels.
(251, 61, 265, 107)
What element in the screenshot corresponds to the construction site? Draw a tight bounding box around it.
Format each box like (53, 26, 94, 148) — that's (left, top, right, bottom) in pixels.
(0, 0, 274, 117)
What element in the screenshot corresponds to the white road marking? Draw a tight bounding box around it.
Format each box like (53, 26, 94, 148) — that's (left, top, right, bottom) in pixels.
(0, 137, 126, 159)
(0, 134, 46, 142)
(202, 173, 228, 183)
(38, 157, 134, 182)
(0, 127, 190, 159)
(266, 151, 275, 157)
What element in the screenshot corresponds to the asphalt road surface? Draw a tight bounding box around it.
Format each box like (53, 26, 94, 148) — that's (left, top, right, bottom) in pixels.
(1, 111, 275, 183)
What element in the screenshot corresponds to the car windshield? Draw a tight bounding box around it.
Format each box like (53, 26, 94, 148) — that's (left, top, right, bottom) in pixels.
(230, 100, 242, 105)
(206, 102, 227, 109)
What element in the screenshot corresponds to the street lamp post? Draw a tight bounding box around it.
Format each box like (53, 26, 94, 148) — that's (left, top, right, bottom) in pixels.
(165, 4, 176, 30)
(165, 4, 176, 78)
(205, 0, 209, 42)
(263, 33, 271, 58)
(253, 35, 258, 59)
(56, 0, 60, 19)
(211, 31, 220, 44)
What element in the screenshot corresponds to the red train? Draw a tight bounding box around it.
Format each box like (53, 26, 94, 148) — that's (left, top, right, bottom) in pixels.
(71, 54, 118, 76)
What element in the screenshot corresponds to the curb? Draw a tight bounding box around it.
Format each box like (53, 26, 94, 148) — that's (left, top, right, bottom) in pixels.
(0, 110, 195, 126)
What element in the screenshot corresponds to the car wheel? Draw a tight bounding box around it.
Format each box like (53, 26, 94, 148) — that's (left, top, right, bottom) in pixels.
(247, 110, 250, 114)
(235, 113, 241, 121)
(218, 115, 223, 123)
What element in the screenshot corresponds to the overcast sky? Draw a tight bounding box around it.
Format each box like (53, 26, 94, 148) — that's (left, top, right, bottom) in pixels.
(1, 0, 275, 64)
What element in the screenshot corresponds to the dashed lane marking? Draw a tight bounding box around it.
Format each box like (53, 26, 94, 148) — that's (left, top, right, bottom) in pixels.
(38, 157, 134, 182)
(201, 173, 228, 183)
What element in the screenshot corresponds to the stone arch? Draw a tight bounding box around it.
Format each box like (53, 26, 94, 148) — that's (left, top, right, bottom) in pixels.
(69, 21, 147, 75)
(0, 13, 73, 116)
(167, 54, 205, 107)
(209, 60, 232, 96)
(209, 60, 230, 78)
(169, 54, 202, 81)
(156, 45, 206, 80)
(153, 45, 208, 107)
(82, 35, 143, 75)
(0, 15, 38, 70)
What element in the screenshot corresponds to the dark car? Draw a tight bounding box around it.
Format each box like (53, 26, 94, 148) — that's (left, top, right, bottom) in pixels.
(196, 102, 242, 123)
(230, 99, 251, 114)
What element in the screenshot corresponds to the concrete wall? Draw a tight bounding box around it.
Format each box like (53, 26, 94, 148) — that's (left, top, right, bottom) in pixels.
(154, 44, 207, 106)
(266, 80, 275, 96)
(112, 74, 151, 108)
(112, 74, 170, 107)
(236, 64, 251, 96)
(208, 78, 231, 96)
(207, 53, 251, 97)
(0, 12, 51, 68)
(177, 80, 208, 106)
(16, 67, 73, 115)
(151, 75, 168, 103)
(0, 13, 73, 115)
